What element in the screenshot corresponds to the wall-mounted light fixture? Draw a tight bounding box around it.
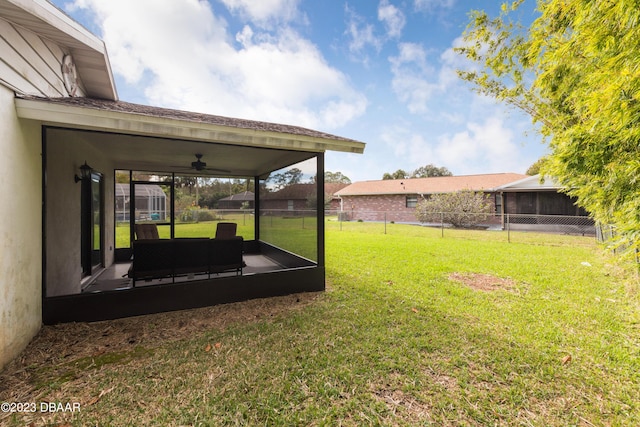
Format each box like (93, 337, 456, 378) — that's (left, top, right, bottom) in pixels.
(74, 161, 92, 183)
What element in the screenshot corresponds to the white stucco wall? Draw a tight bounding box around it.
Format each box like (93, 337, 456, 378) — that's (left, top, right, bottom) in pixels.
(0, 85, 43, 369)
(45, 128, 115, 297)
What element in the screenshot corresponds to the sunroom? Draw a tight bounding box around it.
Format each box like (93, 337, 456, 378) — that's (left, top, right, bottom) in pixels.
(17, 95, 365, 324)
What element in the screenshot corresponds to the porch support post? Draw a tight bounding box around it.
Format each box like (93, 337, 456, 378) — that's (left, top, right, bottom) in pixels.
(317, 153, 325, 267)
(500, 191, 505, 230)
(254, 175, 260, 242)
(128, 173, 135, 244)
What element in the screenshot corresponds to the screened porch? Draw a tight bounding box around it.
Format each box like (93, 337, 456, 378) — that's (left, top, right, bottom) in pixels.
(24, 97, 364, 324)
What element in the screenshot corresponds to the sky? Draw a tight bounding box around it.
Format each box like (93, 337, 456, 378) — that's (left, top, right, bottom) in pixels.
(51, 0, 545, 183)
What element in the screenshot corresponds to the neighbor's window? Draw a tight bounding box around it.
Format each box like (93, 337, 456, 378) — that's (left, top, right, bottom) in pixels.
(495, 193, 503, 214)
(406, 196, 418, 208)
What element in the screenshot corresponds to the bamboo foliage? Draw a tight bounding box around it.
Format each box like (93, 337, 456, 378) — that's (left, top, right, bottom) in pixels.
(456, 0, 640, 252)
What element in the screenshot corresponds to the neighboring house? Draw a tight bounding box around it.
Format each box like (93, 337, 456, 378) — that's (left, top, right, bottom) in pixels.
(335, 173, 528, 223)
(262, 183, 348, 212)
(0, 0, 365, 369)
(217, 191, 255, 210)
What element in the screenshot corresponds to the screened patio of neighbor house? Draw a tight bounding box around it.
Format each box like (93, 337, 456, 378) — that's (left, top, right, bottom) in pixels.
(17, 96, 365, 324)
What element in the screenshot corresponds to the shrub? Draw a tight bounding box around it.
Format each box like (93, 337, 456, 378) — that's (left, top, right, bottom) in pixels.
(180, 208, 218, 222)
(196, 209, 217, 222)
(415, 190, 493, 228)
(180, 208, 196, 222)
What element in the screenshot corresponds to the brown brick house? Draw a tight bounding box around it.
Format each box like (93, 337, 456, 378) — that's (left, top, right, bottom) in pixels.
(334, 173, 527, 223)
(262, 183, 349, 212)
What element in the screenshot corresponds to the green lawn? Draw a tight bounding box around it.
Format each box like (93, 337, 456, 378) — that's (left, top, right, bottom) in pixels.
(116, 215, 256, 247)
(119, 214, 319, 261)
(3, 224, 639, 426)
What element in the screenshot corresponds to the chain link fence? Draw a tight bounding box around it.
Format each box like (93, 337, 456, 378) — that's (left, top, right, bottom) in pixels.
(327, 210, 597, 242)
(595, 223, 639, 264)
(504, 214, 595, 236)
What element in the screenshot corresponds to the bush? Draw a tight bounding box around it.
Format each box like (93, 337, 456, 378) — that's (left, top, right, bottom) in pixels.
(180, 208, 218, 222)
(196, 209, 217, 222)
(415, 190, 493, 228)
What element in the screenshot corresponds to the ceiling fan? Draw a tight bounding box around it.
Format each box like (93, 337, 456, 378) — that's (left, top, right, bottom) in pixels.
(175, 154, 231, 174)
(191, 153, 207, 171)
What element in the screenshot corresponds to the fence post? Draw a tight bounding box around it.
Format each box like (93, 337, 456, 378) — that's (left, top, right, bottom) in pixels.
(507, 214, 511, 243)
(441, 212, 444, 238)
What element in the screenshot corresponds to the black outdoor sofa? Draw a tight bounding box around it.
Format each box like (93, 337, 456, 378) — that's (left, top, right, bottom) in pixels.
(129, 237, 244, 285)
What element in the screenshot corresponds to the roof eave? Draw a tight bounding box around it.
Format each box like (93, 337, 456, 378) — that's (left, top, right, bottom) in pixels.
(15, 97, 366, 153)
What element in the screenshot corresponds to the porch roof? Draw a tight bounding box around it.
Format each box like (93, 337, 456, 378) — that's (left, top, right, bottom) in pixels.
(495, 174, 562, 192)
(17, 95, 366, 178)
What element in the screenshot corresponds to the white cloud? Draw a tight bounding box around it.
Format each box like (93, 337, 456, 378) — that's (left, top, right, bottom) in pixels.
(378, 115, 527, 175)
(389, 36, 483, 116)
(414, 0, 455, 12)
(218, 0, 301, 27)
(435, 116, 524, 174)
(67, 0, 366, 130)
(380, 122, 434, 165)
(389, 43, 440, 114)
(344, 4, 383, 63)
(378, 0, 405, 39)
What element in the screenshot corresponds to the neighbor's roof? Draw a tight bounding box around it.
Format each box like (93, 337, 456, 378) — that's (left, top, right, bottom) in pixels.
(219, 191, 255, 202)
(335, 173, 528, 196)
(15, 95, 366, 154)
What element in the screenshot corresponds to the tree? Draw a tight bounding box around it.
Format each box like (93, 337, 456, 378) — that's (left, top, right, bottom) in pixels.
(324, 171, 352, 184)
(415, 190, 493, 228)
(456, 0, 640, 250)
(526, 157, 549, 176)
(382, 169, 410, 180)
(412, 164, 453, 178)
(383, 165, 452, 179)
(268, 168, 303, 191)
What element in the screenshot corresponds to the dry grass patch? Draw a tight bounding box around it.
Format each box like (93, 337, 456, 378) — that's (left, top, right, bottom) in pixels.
(449, 272, 518, 292)
(0, 292, 320, 410)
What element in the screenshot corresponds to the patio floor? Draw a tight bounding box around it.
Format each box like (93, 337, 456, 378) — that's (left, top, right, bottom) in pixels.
(83, 254, 284, 293)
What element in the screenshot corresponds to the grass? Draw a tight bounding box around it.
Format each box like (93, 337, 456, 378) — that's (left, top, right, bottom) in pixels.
(118, 214, 319, 261)
(3, 223, 639, 426)
(115, 213, 256, 248)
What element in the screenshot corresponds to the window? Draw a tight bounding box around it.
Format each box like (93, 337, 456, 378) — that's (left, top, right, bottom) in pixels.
(406, 196, 418, 208)
(495, 193, 503, 214)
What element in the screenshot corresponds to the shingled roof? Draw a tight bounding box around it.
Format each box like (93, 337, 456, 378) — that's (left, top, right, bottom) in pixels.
(335, 173, 528, 196)
(19, 95, 363, 144)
